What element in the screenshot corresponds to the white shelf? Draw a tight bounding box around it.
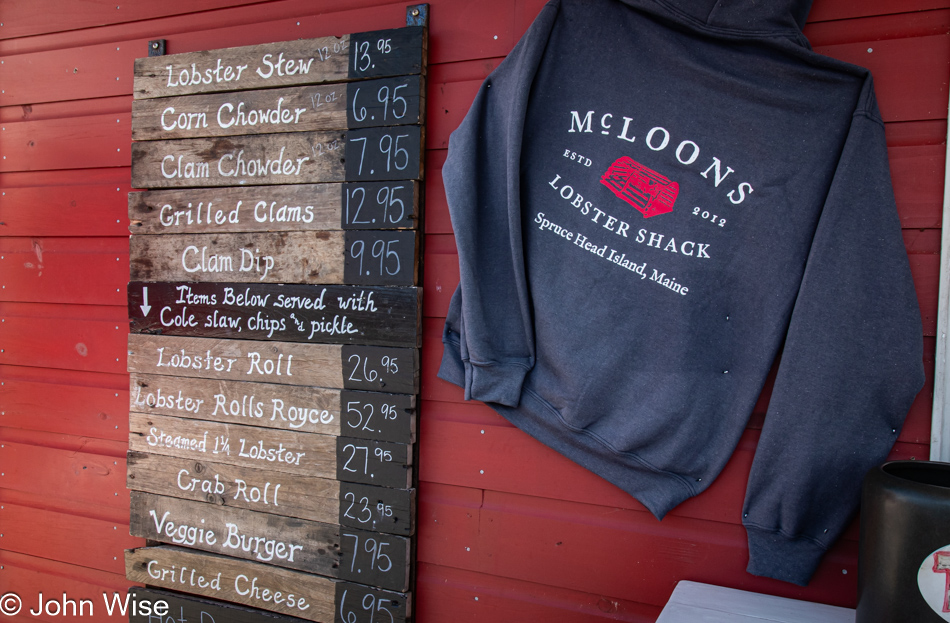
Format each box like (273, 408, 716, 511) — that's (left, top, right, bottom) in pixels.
(656, 581, 855, 623)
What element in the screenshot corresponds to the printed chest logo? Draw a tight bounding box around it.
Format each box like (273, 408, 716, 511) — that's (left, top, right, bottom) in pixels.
(601, 157, 678, 218)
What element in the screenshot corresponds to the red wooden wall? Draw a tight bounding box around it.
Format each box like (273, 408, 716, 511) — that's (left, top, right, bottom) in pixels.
(0, 1, 946, 621)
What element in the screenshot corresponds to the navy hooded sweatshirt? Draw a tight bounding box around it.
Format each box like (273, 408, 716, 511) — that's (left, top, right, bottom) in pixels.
(438, 0, 925, 586)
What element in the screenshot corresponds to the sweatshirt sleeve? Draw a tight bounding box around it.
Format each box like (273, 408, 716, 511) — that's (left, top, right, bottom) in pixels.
(742, 80, 925, 586)
(437, 2, 560, 407)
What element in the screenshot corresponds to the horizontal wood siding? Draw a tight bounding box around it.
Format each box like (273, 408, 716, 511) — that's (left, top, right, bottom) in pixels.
(0, 0, 943, 621)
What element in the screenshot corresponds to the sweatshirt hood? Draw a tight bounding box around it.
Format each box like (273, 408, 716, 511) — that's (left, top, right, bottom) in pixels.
(631, 0, 812, 34)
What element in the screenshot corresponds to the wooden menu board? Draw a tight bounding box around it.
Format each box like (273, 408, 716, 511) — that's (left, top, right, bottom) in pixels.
(126, 12, 425, 621)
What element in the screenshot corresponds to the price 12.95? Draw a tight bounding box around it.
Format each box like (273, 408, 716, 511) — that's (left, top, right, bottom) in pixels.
(342, 182, 418, 230)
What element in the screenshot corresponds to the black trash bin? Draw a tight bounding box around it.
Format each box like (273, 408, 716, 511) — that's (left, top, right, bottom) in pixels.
(857, 461, 950, 623)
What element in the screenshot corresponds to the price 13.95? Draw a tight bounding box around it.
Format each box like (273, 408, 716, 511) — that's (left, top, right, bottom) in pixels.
(347, 26, 424, 81)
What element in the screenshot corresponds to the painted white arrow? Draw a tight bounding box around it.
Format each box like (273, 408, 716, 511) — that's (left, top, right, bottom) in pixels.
(140, 286, 151, 316)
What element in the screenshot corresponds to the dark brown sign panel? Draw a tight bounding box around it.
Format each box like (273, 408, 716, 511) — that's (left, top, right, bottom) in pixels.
(133, 27, 425, 99)
(130, 127, 422, 188)
(127, 335, 419, 394)
(132, 76, 423, 140)
(130, 413, 412, 488)
(126, 546, 410, 623)
(129, 182, 420, 233)
(130, 492, 410, 590)
(130, 373, 416, 444)
(129, 231, 418, 286)
(127, 452, 414, 535)
(128, 282, 420, 347)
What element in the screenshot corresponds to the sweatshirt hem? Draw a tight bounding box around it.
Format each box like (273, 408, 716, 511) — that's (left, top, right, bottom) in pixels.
(440, 338, 697, 519)
(496, 387, 698, 518)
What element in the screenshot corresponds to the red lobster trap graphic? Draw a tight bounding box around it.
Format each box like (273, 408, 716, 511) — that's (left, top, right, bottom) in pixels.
(601, 156, 679, 218)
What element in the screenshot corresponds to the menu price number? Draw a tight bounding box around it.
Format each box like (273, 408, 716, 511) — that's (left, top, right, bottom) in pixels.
(344, 127, 421, 182)
(339, 391, 415, 444)
(346, 185, 406, 226)
(342, 182, 416, 229)
(353, 37, 393, 74)
(347, 77, 420, 128)
(335, 583, 406, 623)
(336, 437, 408, 488)
(346, 399, 399, 435)
(347, 352, 399, 385)
(338, 588, 395, 623)
(350, 237, 401, 277)
(341, 443, 393, 476)
(341, 346, 417, 394)
(343, 231, 416, 286)
(342, 491, 394, 526)
(338, 482, 413, 535)
(352, 81, 404, 121)
(348, 27, 423, 80)
(338, 526, 409, 590)
(342, 345, 415, 393)
(342, 532, 394, 577)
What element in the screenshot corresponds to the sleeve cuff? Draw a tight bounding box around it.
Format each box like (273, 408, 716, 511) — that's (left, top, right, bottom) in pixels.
(464, 361, 528, 407)
(745, 525, 827, 586)
(438, 336, 528, 408)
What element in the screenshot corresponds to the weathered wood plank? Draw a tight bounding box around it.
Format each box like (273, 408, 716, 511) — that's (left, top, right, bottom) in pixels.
(129, 413, 412, 488)
(133, 27, 425, 99)
(132, 76, 424, 140)
(129, 492, 410, 590)
(130, 127, 423, 187)
(128, 231, 418, 286)
(128, 182, 420, 233)
(127, 335, 419, 394)
(128, 282, 421, 347)
(126, 451, 415, 535)
(128, 333, 340, 386)
(126, 545, 410, 622)
(129, 230, 342, 283)
(129, 587, 310, 623)
(129, 373, 416, 444)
